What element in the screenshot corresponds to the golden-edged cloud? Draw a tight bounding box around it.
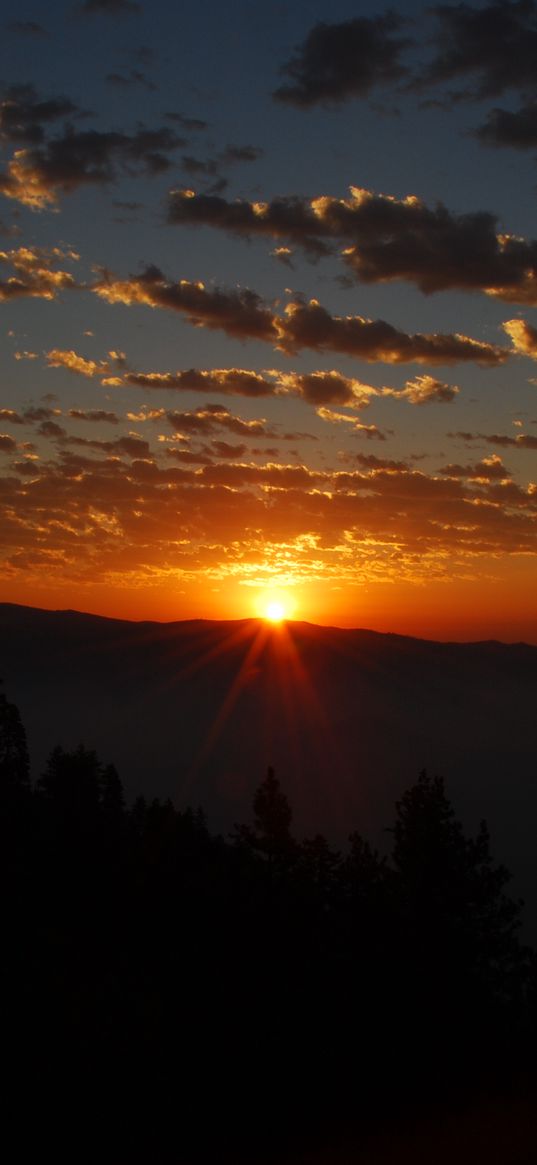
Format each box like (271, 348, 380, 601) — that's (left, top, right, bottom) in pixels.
(93, 267, 508, 365)
(0, 245, 78, 298)
(168, 184, 537, 304)
(1, 126, 184, 209)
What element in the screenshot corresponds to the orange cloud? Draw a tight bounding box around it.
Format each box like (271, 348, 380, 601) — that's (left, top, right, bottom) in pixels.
(0, 244, 77, 298)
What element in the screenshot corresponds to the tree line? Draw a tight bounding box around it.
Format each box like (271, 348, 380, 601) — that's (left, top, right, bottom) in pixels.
(1, 685, 535, 1162)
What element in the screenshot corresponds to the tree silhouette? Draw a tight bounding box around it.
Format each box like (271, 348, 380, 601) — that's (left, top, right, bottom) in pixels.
(0, 684, 30, 796)
(391, 770, 526, 1018)
(235, 766, 296, 875)
(38, 743, 102, 819)
(100, 762, 125, 818)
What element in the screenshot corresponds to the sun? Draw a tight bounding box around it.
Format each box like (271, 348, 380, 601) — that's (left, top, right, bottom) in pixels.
(254, 588, 296, 622)
(265, 600, 285, 623)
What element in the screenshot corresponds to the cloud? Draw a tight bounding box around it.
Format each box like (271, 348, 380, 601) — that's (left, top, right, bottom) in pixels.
(0, 84, 77, 144)
(110, 362, 379, 412)
(46, 349, 109, 377)
(165, 112, 208, 132)
(179, 143, 262, 191)
(503, 318, 537, 355)
(2, 430, 537, 590)
(416, 1, 537, 100)
(210, 440, 248, 459)
(6, 21, 47, 36)
(476, 101, 537, 150)
(23, 407, 62, 423)
(279, 299, 506, 365)
(38, 420, 67, 439)
(391, 375, 459, 404)
(439, 454, 511, 480)
(0, 410, 24, 425)
(106, 71, 157, 92)
(122, 367, 276, 395)
(355, 453, 408, 470)
(68, 409, 120, 423)
(449, 429, 537, 450)
(165, 404, 275, 439)
(273, 14, 411, 107)
(0, 246, 78, 299)
(316, 407, 386, 439)
(275, 370, 377, 407)
(65, 433, 152, 458)
(220, 144, 263, 165)
(0, 434, 17, 452)
(93, 266, 508, 365)
(0, 125, 184, 209)
(168, 185, 537, 303)
(93, 267, 278, 343)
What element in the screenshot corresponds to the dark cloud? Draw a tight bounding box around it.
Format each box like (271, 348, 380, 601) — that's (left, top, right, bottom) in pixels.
(166, 447, 213, 466)
(106, 71, 157, 92)
(94, 267, 278, 343)
(416, 1, 537, 100)
(355, 453, 409, 471)
(0, 434, 17, 452)
(7, 21, 47, 36)
(23, 407, 62, 423)
(210, 440, 248, 459)
(179, 143, 262, 191)
(280, 299, 506, 365)
(122, 367, 276, 396)
(168, 186, 537, 302)
(115, 364, 375, 411)
(277, 370, 376, 407)
(68, 409, 120, 423)
(166, 404, 274, 440)
(0, 84, 77, 144)
(440, 455, 511, 480)
(94, 267, 507, 365)
(165, 112, 208, 132)
(1, 125, 184, 208)
(38, 420, 67, 439)
(66, 434, 151, 457)
(167, 189, 331, 256)
(181, 155, 219, 179)
(274, 14, 411, 107)
(0, 410, 24, 425)
(448, 429, 537, 450)
(476, 101, 537, 149)
(220, 144, 263, 165)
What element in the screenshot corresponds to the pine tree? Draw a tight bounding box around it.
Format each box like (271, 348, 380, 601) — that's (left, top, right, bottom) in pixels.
(234, 766, 296, 876)
(0, 685, 30, 797)
(391, 770, 526, 1005)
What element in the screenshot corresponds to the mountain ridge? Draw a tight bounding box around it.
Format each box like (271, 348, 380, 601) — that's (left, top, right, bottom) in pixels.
(2, 601, 536, 933)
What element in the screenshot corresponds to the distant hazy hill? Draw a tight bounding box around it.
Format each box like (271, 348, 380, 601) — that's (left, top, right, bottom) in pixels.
(1, 602, 536, 919)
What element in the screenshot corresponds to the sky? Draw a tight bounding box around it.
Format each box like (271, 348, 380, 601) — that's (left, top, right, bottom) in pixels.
(1, 0, 537, 640)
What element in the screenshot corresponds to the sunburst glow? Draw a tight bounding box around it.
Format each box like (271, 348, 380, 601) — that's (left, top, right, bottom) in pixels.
(266, 600, 286, 622)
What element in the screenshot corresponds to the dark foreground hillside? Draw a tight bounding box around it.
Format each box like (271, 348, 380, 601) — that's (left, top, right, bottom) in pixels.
(2, 687, 537, 1162)
(1, 602, 536, 924)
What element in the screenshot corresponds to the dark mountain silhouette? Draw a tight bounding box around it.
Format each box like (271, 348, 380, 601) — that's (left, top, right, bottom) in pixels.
(1, 601, 536, 923)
